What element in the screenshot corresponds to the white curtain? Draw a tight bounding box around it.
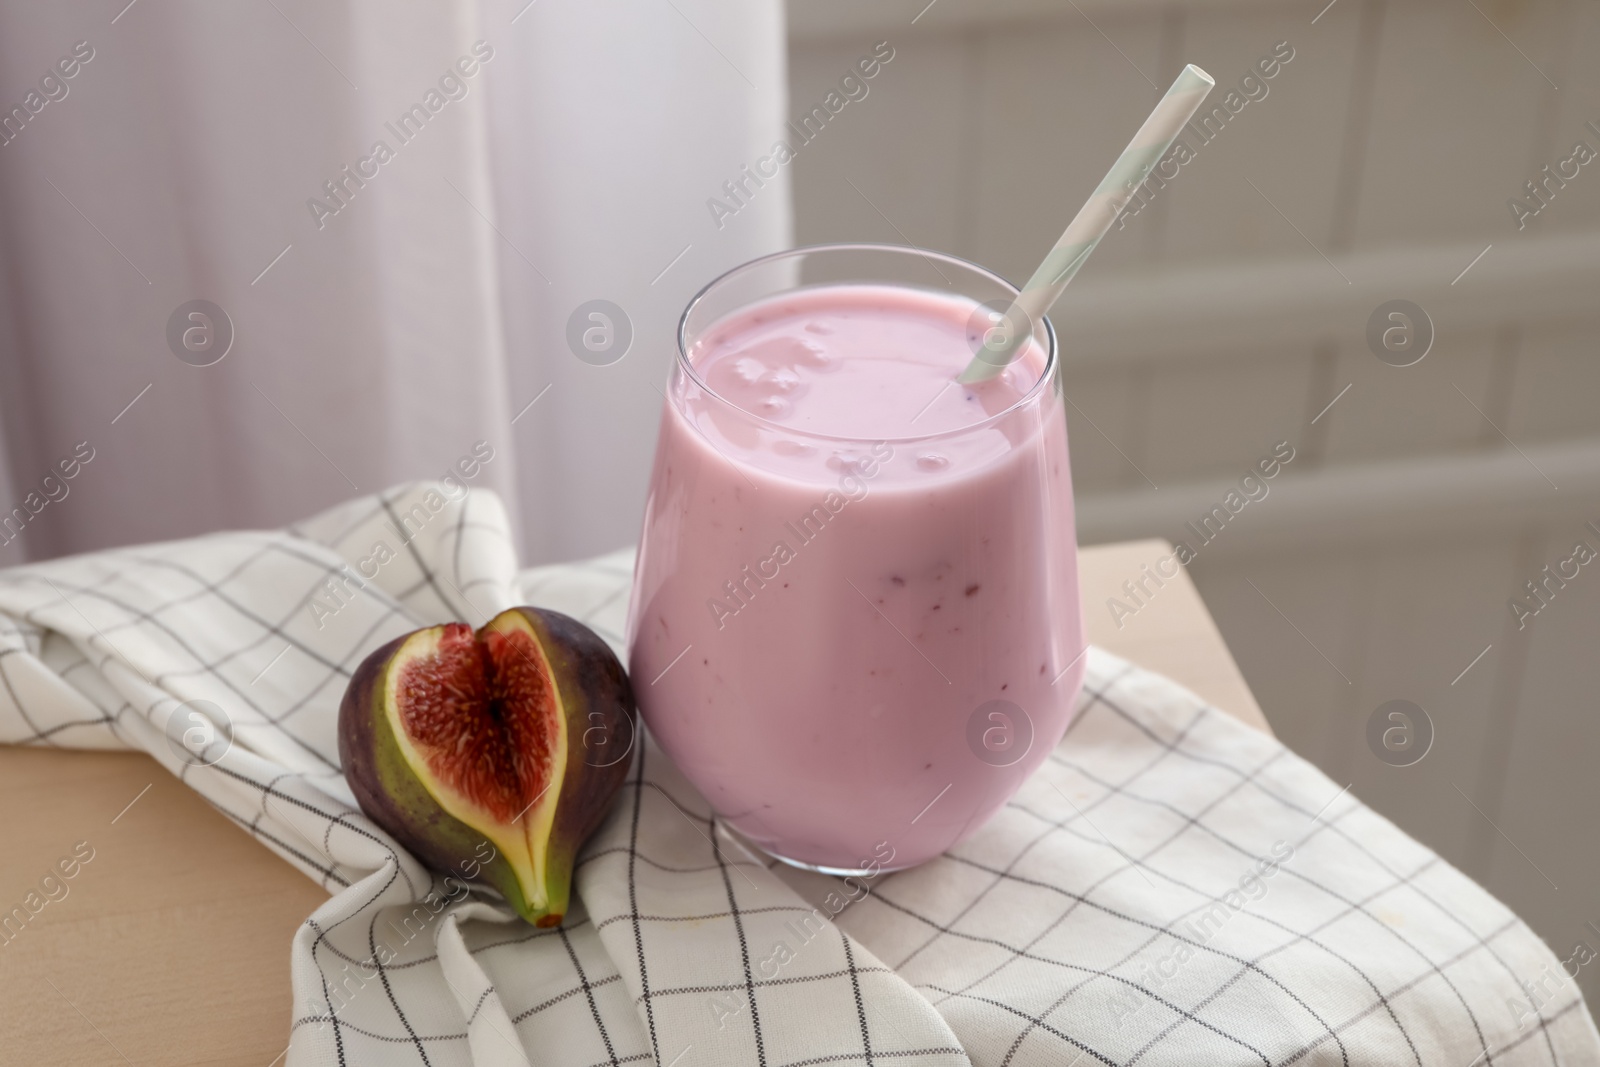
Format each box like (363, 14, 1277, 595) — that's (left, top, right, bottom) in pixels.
(0, 0, 790, 566)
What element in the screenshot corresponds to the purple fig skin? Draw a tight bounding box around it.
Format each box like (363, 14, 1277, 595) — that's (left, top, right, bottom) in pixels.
(338, 607, 636, 927)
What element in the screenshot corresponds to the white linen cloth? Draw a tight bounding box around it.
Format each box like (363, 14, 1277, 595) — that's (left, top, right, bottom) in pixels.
(0, 483, 1594, 1066)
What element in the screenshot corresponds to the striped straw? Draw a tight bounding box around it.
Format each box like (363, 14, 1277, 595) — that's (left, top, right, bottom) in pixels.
(958, 64, 1215, 383)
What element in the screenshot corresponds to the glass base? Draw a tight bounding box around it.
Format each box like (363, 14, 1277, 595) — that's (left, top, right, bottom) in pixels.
(765, 852, 912, 878)
(723, 824, 911, 879)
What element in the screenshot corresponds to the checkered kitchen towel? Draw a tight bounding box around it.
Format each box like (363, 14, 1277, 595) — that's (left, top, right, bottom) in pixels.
(0, 484, 1594, 1066)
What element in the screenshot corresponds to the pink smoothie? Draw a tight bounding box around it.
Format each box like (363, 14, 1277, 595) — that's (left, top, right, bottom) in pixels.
(627, 283, 1084, 872)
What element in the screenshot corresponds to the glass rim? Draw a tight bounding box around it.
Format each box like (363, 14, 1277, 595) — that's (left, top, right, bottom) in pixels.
(673, 242, 1058, 446)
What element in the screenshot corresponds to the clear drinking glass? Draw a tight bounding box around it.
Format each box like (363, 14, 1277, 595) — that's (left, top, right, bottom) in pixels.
(625, 244, 1084, 874)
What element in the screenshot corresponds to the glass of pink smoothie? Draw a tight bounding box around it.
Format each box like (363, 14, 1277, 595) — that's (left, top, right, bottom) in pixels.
(626, 244, 1084, 875)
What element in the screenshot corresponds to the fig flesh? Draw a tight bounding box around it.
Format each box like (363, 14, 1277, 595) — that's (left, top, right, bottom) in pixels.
(339, 607, 635, 927)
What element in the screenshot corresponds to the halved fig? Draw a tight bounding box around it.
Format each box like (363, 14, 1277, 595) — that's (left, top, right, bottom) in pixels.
(339, 607, 635, 927)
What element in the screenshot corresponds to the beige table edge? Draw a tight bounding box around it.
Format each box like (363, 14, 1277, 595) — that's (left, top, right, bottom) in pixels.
(0, 538, 1267, 1065)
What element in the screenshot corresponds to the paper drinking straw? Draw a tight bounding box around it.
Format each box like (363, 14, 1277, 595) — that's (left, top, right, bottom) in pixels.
(958, 64, 1216, 383)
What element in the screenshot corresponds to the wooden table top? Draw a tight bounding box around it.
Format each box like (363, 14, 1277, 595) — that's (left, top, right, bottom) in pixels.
(0, 538, 1266, 1065)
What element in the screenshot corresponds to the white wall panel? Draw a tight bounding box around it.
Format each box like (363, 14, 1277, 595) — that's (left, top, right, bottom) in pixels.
(1351, 0, 1571, 248)
(1318, 324, 1501, 464)
(789, 33, 973, 256)
(1188, 551, 1371, 772)
(968, 17, 1166, 282)
(1543, 5, 1600, 232)
(1507, 318, 1600, 445)
(1484, 527, 1600, 1006)
(1140, 344, 1313, 482)
(1157, 5, 1362, 264)
(1336, 541, 1524, 869)
(1061, 368, 1146, 493)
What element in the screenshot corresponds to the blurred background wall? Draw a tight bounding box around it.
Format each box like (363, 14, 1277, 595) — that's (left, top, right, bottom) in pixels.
(786, 0, 1600, 1006)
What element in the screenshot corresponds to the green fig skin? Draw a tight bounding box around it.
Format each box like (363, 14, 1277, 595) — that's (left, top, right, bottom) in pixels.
(338, 607, 636, 927)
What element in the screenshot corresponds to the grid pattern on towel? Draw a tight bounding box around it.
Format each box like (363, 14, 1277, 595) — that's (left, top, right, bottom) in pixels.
(0, 483, 1592, 1067)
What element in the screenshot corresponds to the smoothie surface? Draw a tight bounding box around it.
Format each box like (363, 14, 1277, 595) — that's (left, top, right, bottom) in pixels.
(687, 284, 1048, 442)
